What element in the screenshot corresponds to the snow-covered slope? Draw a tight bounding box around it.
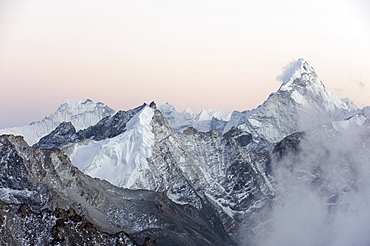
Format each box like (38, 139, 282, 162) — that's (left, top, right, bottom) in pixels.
(0, 99, 115, 145)
(159, 103, 232, 133)
(224, 59, 358, 142)
(70, 105, 155, 188)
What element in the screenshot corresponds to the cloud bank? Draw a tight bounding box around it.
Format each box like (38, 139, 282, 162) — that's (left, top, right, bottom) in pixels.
(251, 116, 370, 246)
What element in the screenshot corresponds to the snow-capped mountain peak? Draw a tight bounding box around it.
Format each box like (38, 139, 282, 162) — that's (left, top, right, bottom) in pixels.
(56, 99, 100, 113)
(195, 108, 232, 121)
(278, 58, 317, 91)
(0, 99, 115, 145)
(224, 59, 358, 142)
(183, 107, 194, 115)
(158, 102, 176, 114)
(158, 103, 231, 133)
(52, 99, 114, 126)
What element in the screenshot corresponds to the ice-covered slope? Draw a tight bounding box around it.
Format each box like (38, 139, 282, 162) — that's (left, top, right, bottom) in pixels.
(159, 103, 232, 133)
(0, 99, 115, 145)
(70, 104, 155, 188)
(224, 59, 357, 142)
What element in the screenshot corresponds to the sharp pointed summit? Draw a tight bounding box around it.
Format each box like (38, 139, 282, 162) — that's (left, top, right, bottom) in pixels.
(224, 59, 358, 142)
(278, 58, 318, 90)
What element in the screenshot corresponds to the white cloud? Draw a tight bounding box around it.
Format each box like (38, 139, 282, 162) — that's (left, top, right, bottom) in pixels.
(251, 116, 370, 245)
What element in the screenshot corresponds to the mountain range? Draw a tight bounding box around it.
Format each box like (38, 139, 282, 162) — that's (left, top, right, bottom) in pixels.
(0, 99, 115, 145)
(1, 59, 369, 245)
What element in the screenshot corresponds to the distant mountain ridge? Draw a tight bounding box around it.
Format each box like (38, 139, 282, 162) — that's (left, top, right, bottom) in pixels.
(34, 103, 147, 149)
(0, 99, 115, 145)
(158, 103, 232, 133)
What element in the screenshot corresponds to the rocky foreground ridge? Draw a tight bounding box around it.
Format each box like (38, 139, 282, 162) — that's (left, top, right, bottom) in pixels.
(0, 134, 234, 245)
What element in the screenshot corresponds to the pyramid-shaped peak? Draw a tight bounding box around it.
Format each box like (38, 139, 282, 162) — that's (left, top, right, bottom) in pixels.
(183, 107, 194, 115)
(278, 59, 318, 91)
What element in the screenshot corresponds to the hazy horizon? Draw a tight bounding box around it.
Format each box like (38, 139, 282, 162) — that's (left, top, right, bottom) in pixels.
(1, 0, 369, 128)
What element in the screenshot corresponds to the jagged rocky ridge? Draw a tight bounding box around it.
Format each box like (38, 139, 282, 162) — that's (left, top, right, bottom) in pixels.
(0, 201, 156, 246)
(0, 135, 235, 246)
(2, 59, 370, 245)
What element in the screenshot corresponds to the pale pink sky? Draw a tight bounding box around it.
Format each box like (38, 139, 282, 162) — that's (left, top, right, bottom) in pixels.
(0, 0, 369, 128)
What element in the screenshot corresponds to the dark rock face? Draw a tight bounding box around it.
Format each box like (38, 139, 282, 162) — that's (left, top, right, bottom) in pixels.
(0, 201, 152, 246)
(271, 131, 305, 162)
(223, 126, 253, 147)
(35, 104, 146, 149)
(0, 135, 235, 246)
(78, 104, 146, 141)
(182, 126, 198, 135)
(0, 135, 51, 211)
(50, 206, 157, 246)
(34, 122, 82, 149)
(148, 110, 274, 240)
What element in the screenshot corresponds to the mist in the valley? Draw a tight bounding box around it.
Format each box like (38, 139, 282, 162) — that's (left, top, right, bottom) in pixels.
(250, 115, 370, 246)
